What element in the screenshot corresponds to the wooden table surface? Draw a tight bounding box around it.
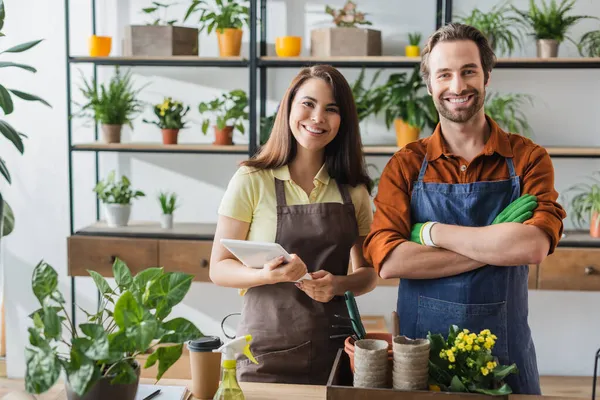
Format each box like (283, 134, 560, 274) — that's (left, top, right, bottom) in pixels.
(0, 376, 596, 399)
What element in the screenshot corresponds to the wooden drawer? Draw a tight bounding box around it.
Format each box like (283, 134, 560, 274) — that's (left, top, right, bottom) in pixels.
(68, 236, 158, 278)
(158, 239, 212, 282)
(538, 248, 600, 291)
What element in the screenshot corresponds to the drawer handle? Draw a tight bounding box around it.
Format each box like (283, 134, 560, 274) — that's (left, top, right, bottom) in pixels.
(109, 255, 116, 263)
(584, 266, 597, 275)
(201, 259, 209, 268)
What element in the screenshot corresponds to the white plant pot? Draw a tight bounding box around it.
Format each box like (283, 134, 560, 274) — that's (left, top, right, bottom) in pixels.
(160, 214, 173, 229)
(105, 204, 131, 227)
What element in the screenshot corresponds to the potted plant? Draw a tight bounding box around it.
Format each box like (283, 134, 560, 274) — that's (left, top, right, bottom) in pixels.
(372, 67, 438, 148)
(405, 32, 422, 57)
(311, 1, 382, 57)
(512, 0, 597, 58)
(158, 191, 179, 229)
(143, 97, 190, 145)
(124, 1, 198, 56)
(198, 89, 248, 145)
(184, 0, 250, 57)
(24, 258, 203, 400)
(75, 67, 146, 144)
(455, 1, 526, 56)
(351, 67, 383, 123)
(93, 171, 145, 227)
(577, 29, 600, 57)
(563, 172, 600, 238)
(485, 92, 535, 137)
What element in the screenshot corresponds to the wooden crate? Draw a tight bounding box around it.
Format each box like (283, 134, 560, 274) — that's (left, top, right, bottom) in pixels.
(123, 25, 199, 56)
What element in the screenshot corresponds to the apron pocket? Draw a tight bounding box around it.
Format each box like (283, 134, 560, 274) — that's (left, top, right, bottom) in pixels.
(237, 340, 312, 383)
(415, 296, 509, 361)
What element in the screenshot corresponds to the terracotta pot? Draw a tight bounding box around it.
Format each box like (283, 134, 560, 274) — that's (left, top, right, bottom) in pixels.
(101, 124, 122, 143)
(66, 362, 140, 400)
(213, 126, 234, 145)
(591, 213, 600, 238)
(216, 28, 243, 57)
(161, 128, 179, 145)
(344, 333, 393, 373)
(394, 118, 420, 148)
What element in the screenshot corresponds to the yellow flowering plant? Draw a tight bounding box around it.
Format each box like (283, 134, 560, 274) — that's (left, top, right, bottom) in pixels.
(143, 97, 190, 130)
(427, 325, 518, 395)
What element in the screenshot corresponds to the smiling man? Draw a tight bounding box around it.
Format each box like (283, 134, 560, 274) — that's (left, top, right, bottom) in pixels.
(363, 24, 566, 394)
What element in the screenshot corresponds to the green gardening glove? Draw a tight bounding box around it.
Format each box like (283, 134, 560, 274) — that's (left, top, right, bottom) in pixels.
(492, 194, 538, 224)
(409, 222, 426, 244)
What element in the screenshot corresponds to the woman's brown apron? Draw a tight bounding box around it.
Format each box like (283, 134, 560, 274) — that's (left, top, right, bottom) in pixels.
(236, 177, 359, 384)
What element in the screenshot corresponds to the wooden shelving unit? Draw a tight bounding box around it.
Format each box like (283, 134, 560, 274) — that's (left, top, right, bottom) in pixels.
(69, 55, 249, 67)
(71, 142, 249, 154)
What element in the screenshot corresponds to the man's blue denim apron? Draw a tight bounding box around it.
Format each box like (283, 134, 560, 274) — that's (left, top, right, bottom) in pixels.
(397, 155, 541, 394)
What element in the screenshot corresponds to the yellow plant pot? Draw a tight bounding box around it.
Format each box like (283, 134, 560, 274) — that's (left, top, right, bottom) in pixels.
(275, 36, 302, 57)
(405, 45, 420, 57)
(217, 28, 243, 57)
(89, 35, 112, 57)
(394, 118, 420, 148)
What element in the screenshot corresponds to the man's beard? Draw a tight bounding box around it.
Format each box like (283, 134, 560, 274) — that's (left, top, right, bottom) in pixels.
(434, 88, 485, 123)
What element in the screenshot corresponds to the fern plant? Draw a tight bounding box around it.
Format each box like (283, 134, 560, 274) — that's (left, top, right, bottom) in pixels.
(577, 29, 600, 57)
(351, 67, 383, 122)
(563, 172, 600, 231)
(484, 92, 534, 137)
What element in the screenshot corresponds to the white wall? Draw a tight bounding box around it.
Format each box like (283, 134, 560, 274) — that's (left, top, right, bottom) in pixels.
(2, 0, 600, 380)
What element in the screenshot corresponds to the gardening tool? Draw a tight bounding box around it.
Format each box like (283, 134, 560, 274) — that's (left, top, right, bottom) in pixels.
(345, 291, 367, 339)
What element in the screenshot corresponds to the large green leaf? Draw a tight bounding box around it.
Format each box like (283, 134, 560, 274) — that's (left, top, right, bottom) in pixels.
(1, 39, 43, 54)
(449, 375, 468, 392)
(113, 291, 143, 329)
(109, 361, 137, 385)
(107, 330, 136, 356)
(0, 62, 36, 72)
(31, 261, 58, 305)
(1, 198, 14, 236)
(9, 89, 51, 107)
(133, 267, 163, 302)
(143, 344, 183, 381)
(473, 383, 513, 395)
(126, 320, 158, 351)
(159, 317, 202, 344)
(88, 270, 111, 295)
(65, 348, 97, 397)
(0, 84, 14, 115)
(113, 258, 133, 290)
(493, 363, 519, 380)
(0, 119, 24, 153)
(147, 272, 193, 311)
(72, 337, 110, 361)
(0, 0, 5, 32)
(42, 305, 61, 341)
(25, 347, 61, 394)
(0, 157, 9, 184)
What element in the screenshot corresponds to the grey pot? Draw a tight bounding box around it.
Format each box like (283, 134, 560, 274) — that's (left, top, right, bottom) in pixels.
(537, 39, 559, 58)
(101, 124, 123, 143)
(160, 213, 174, 229)
(66, 363, 140, 400)
(105, 204, 131, 227)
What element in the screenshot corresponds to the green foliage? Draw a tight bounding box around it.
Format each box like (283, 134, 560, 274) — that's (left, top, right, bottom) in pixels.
(143, 97, 190, 130)
(563, 172, 600, 230)
(142, 1, 178, 25)
(0, 0, 51, 237)
(198, 89, 248, 134)
(325, 1, 372, 28)
(484, 92, 534, 137)
(428, 325, 518, 395)
(512, 0, 597, 42)
(184, 0, 250, 34)
(25, 259, 203, 396)
(455, 1, 526, 56)
(93, 170, 145, 205)
(408, 32, 422, 46)
(158, 191, 179, 214)
(371, 66, 438, 131)
(351, 67, 383, 122)
(577, 29, 600, 57)
(260, 112, 276, 145)
(74, 67, 146, 128)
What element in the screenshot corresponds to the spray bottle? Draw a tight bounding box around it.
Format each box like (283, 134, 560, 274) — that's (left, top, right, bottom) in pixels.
(213, 334, 258, 400)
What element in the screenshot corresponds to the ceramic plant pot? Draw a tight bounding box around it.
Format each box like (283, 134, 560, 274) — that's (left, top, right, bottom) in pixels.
(101, 124, 122, 144)
(394, 118, 420, 148)
(213, 126, 234, 145)
(537, 39, 559, 58)
(275, 36, 302, 57)
(161, 128, 180, 145)
(105, 204, 131, 227)
(591, 212, 600, 238)
(216, 28, 243, 56)
(160, 214, 174, 229)
(66, 362, 140, 400)
(89, 35, 112, 57)
(405, 45, 420, 57)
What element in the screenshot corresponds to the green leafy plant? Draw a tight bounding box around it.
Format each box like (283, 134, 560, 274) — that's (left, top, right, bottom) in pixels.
(183, 0, 250, 34)
(260, 112, 276, 145)
(326, 1, 372, 28)
(142, 1, 178, 25)
(351, 67, 383, 122)
(0, 0, 51, 238)
(198, 89, 248, 134)
(93, 171, 145, 205)
(408, 32, 422, 46)
(74, 67, 146, 128)
(428, 325, 518, 395)
(577, 29, 600, 57)
(455, 1, 525, 56)
(24, 258, 203, 396)
(372, 66, 438, 131)
(143, 97, 190, 130)
(485, 92, 535, 137)
(512, 0, 597, 43)
(158, 191, 179, 215)
(563, 172, 600, 231)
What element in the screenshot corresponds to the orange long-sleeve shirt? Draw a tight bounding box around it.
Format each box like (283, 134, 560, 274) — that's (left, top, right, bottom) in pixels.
(363, 116, 566, 274)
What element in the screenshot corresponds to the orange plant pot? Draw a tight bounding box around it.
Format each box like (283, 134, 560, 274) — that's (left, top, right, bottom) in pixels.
(591, 213, 600, 238)
(394, 118, 421, 148)
(216, 28, 243, 57)
(344, 333, 393, 373)
(275, 36, 302, 57)
(89, 35, 112, 57)
(161, 129, 179, 145)
(214, 126, 234, 145)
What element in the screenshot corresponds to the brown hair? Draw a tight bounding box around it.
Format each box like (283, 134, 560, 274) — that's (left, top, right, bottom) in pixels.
(420, 23, 497, 89)
(242, 65, 373, 193)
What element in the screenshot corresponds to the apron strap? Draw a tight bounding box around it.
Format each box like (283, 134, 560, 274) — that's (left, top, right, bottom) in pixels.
(335, 180, 353, 205)
(505, 157, 517, 179)
(274, 178, 287, 206)
(417, 156, 429, 182)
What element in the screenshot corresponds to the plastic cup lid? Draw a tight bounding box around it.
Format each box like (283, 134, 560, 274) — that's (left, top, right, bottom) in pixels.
(187, 336, 223, 351)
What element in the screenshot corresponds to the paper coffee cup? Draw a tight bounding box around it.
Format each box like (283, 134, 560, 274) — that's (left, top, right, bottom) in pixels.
(187, 336, 223, 400)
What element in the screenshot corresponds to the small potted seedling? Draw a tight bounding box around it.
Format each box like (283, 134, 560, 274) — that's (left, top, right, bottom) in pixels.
(93, 171, 145, 227)
(158, 191, 179, 229)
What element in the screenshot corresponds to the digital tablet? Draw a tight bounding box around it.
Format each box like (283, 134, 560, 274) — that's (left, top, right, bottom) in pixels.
(220, 239, 311, 281)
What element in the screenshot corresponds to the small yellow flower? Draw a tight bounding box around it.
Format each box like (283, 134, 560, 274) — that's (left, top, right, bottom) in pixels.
(484, 342, 492, 349)
(481, 367, 489, 376)
(448, 364, 454, 369)
(491, 334, 497, 340)
(446, 349, 454, 358)
(466, 337, 474, 345)
(478, 336, 485, 343)
(487, 361, 496, 370)
(429, 385, 441, 391)
(480, 329, 491, 335)
(439, 350, 447, 359)
(457, 332, 464, 340)
(465, 344, 472, 351)
(457, 343, 465, 351)
(448, 354, 456, 363)
(451, 346, 457, 352)
(463, 329, 470, 334)
(160, 110, 165, 116)
(474, 345, 481, 351)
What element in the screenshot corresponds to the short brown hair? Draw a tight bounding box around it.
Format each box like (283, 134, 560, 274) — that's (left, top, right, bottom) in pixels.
(420, 23, 497, 89)
(242, 65, 372, 193)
